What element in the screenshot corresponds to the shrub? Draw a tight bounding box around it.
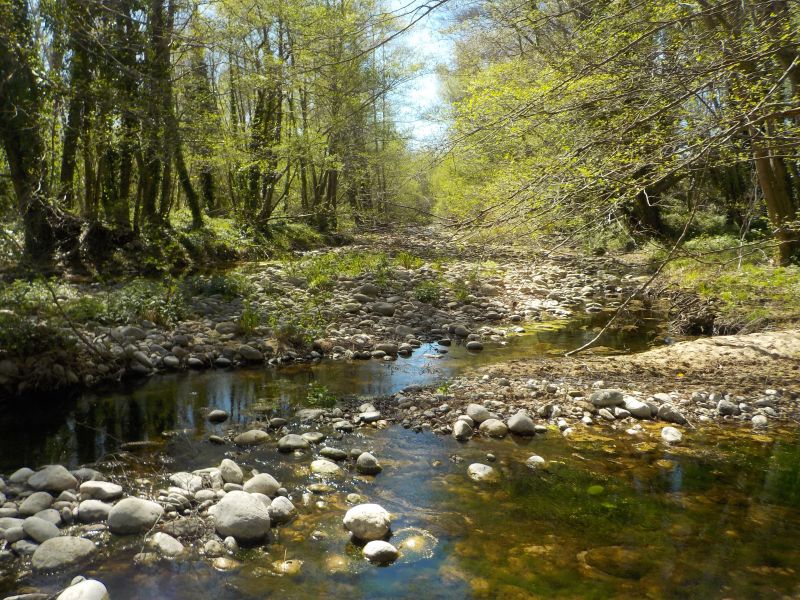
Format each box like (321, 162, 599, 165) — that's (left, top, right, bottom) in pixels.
(394, 251, 424, 270)
(306, 383, 337, 407)
(414, 280, 441, 303)
(238, 304, 263, 335)
(183, 273, 255, 299)
(107, 279, 187, 326)
(0, 312, 74, 358)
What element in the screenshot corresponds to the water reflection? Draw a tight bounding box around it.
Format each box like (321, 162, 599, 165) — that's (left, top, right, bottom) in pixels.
(0, 312, 666, 471)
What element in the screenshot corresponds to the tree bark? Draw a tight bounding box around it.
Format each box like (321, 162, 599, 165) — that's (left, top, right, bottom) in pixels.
(0, 0, 55, 265)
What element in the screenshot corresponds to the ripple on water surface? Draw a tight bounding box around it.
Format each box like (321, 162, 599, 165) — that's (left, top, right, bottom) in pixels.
(5, 316, 800, 598)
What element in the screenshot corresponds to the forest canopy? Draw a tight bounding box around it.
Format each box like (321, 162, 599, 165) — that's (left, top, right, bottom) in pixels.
(0, 0, 431, 268)
(432, 0, 800, 265)
(1, 0, 799, 268)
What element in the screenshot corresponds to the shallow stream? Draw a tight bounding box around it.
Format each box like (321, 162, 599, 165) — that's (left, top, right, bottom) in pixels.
(4, 314, 800, 599)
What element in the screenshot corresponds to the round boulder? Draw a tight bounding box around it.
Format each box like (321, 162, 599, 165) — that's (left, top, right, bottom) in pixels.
(79, 481, 123, 501)
(213, 491, 271, 544)
(108, 497, 164, 534)
(219, 459, 244, 485)
(343, 504, 391, 541)
(466, 404, 491, 423)
(28, 466, 78, 493)
(31, 536, 96, 572)
(278, 434, 310, 452)
(356, 452, 382, 475)
(507, 411, 536, 435)
(233, 430, 269, 446)
(467, 463, 499, 483)
(77, 500, 111, 524)
(242, 473, 280, 497)
(57, 579, 109, 600)
(478, 418, 508, 438)
(267, 496, 296, 524)
(23, 516, 60, 543)
(363, 540, 399, 564)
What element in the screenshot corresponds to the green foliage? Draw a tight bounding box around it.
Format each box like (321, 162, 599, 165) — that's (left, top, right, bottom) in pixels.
(269, 223, 327, 252)
(0, 312, 74, 358)
(450, 279, 472, 303)
(413, 279, 442, 303)
(183, 273, 255, 299)
(267, 293, 329, 349)
(237, 304, 263, 335)
(658, 235, 800, 328)
(289, 251, 391, 291)
(0, 279, 54, 317)
(63, 296, 107, 322)
(106, 279, 187, 327)
(393, 251, 424, 270)
(306, 383, 337, 407)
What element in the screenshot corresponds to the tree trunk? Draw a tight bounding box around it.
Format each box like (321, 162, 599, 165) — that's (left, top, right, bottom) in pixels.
(753, 141, 800, 265)
(0, 0, 56, 265)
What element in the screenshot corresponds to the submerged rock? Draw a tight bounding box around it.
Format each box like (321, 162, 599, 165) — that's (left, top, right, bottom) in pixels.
(661, 426, 683, 444)
(356, 452, 383, 475)
(233, 430, 269, 446)
(363, 540, 399, 564)
(467, 463, 499, 483)
(583, 546, 652, 580)
(31, 536, 96, 571)
(278, 434, 310, 452)
(207, 409, 229, 423)
(148, 532, 184, 557)
(526, 455, 547, 470)
(310, 459, 342, 476)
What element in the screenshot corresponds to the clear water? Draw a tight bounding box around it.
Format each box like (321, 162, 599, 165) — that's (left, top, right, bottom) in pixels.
(5, 313, 800, 599)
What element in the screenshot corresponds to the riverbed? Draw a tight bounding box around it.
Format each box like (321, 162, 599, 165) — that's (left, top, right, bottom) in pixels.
(2, 316, 800, 599)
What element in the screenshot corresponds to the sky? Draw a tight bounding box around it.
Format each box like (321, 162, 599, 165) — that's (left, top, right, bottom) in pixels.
(387, 0, 454, 145)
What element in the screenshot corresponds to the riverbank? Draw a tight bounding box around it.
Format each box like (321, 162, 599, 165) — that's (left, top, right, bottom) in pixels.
(0, 227, 657, 398)
(368, 329, 800, 437)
